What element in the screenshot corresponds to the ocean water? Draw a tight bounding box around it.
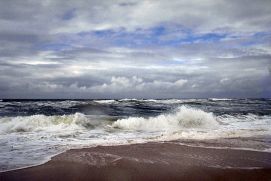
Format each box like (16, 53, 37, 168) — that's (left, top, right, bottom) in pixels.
(0, 98, 271, 171)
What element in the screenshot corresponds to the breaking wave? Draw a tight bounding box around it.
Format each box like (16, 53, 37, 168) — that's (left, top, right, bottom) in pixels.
(94, 100, 116, 104)
(0, 113, 93, 134)
(1, 99, 271, 172)
(113, 106, 219, 131)
(209, 98, 232, 101)
(1, 105, 270, 137)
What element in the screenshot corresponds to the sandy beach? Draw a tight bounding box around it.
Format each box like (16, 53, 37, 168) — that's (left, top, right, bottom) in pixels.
(1, 0, 271, 179)
(1, 142, 271, 181)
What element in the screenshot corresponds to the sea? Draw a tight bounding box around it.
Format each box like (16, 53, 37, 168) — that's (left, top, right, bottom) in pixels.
(0, 98, 271, 171)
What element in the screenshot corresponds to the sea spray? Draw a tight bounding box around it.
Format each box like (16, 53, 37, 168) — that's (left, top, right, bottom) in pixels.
(1, 99, 271, 171)
(112, 106, 219, 131)
(0, 113, 91, 133)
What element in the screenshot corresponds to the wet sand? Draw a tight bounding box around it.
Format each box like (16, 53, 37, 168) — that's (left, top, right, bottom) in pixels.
(1, 142, 271, 181)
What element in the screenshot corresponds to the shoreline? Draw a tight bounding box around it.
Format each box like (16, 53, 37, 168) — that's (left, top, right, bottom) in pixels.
(1, 142, 271, 181)
(1, 138, 270, 173)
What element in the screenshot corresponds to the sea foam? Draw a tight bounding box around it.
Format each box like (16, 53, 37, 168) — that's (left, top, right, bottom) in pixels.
(113, 106, 219, 131)
(0, 113, 91, 133)
(0, 104, 271, 171)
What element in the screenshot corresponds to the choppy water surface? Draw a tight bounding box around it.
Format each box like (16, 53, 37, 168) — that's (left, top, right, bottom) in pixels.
(0, 98, 271, 171)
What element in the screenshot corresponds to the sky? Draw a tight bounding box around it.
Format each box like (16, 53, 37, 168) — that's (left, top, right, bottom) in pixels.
(0, 0, 270, 99)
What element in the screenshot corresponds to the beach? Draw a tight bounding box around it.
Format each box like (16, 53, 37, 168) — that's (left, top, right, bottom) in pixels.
(1, 141, 271, 181)
(1, 0, 271, 179)
(1, 99, 271, 180)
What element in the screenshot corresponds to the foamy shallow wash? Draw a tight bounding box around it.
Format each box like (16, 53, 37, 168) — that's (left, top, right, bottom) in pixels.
(0, 99, 271, 171)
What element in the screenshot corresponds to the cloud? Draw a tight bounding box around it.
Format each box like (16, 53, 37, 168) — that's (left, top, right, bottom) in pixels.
(0, 0, 270, 98)
(92, 76, 188, 93)
(94, 76, 143, 92)
(49, 0, 271, 34)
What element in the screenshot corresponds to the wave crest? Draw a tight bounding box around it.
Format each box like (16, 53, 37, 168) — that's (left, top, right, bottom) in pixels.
(112, 106, 218, 131)
(0, 113, 91, 133)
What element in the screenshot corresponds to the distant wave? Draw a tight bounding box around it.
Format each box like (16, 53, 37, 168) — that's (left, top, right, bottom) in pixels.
(93, 100, 116, 104)
(93, 99, 195, 104)
(141, 99, 186, 104)
(119, 98, 138, 101)
(209, 98, 233, 101)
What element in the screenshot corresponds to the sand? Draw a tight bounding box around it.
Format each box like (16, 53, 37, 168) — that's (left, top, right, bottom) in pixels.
(1, 142, 271, 181)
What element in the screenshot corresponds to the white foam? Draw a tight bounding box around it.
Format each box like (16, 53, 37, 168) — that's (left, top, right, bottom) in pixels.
(209, 98, 232, 101)
(112, 106, 271, 141)
(94, 100, 116, 104)
(139, 99, 200, 104)
(0, 113, 92, 134)
(0, 106, 271, 171)
(113, 106, 218, 131)
(119, 98, 138, 101)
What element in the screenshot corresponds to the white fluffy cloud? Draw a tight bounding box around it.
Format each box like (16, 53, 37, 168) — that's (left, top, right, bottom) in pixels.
(86, 76, 187, 94)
